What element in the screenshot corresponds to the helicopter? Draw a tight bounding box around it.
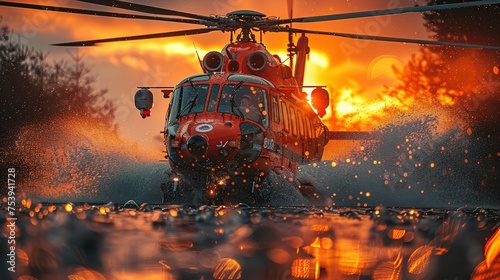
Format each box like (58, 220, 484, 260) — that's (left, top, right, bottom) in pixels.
(2, 0, 499, 204)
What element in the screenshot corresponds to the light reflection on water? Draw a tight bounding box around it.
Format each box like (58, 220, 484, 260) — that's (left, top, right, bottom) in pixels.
(2, 202, 499, 280)
(2, 113, 499, 279)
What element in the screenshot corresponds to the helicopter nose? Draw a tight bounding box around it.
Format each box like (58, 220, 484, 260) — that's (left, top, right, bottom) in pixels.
(187, 135, 208, 156)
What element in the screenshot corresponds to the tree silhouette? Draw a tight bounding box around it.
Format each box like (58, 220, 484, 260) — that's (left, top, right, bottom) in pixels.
(0, 25, 118, 187)
(386, 0, 500, 124)
(384, 1, 500, 202)
(0, 25, 117, 146)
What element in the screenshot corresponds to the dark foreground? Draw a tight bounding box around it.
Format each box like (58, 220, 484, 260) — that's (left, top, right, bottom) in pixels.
(1, 201, 500, 280)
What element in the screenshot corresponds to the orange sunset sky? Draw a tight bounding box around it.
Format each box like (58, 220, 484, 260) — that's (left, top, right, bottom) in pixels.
(1, 0, 431, 149)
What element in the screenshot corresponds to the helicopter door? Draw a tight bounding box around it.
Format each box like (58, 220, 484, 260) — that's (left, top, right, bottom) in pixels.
(296, 110, 306, 163)
(280, 100, 290, 168)
(269, 95, 284, 168)
(280, 100, 303, 166)
(288, 106, 303, 163)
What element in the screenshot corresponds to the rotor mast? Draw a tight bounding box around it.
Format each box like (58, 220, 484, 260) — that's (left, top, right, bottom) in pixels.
(226, 10, 265, 43)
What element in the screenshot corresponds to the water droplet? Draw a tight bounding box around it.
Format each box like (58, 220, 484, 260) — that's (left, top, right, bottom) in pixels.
(64, 203, 74, 213)
(466, 127, 472, 135)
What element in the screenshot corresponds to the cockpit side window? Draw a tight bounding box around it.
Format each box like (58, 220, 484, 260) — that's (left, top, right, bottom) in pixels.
(168, 88, 181, 123)
(179, 84, 209, 117)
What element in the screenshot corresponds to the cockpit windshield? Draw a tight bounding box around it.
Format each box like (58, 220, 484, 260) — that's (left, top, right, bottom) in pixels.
(168, 84, 209, 122)
(167, 80, 269, 128)
(218, 84, 268, 127)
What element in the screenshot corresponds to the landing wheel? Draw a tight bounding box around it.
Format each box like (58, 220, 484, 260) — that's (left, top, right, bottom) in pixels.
(215, 186, 226, 205)
(296, 172, 318, 199)
(203, 185, 226, 205)
(253, 172, 276, 205)
(297, 183, 316, 198)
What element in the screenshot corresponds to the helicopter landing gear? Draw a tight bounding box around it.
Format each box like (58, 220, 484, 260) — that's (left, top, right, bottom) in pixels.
(161, 182, 177, 203)
(161, 177, 181, 204)
(202, 174, 227, 205)
(204, 185, 225, 205)
(251, 172, 278, 205)
(296, 173, 319, 200)
(297, 183, 316, 198)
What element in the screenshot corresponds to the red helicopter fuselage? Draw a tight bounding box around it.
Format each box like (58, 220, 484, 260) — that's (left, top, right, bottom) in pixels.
(140, 40, 330, 203)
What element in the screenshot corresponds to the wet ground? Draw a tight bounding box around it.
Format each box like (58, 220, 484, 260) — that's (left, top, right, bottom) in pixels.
(2, 111, 499, 279)
(2, 200, 500, 280)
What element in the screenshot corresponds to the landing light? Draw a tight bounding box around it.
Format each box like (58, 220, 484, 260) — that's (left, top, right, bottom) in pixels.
(172, 177, 180, 192)
(140, 109, 151, 119)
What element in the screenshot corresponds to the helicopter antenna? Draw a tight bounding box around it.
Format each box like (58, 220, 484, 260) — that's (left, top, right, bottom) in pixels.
(287, 0, 295, 72)
(193, 42, 206, 73)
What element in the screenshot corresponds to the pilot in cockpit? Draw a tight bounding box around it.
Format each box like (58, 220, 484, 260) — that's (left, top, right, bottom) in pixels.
(238, 94, 261, 122)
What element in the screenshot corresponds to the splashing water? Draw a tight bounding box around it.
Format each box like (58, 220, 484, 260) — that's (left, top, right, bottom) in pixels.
(7, 104, 499, 208)
(8, 116, 312, 206)
(299, 107, 499, 208)
(10, 117, 166, 203)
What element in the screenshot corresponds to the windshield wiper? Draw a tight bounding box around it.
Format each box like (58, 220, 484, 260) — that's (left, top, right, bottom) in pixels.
(179, 81, 200, 117)
(230, 81, 245, 118)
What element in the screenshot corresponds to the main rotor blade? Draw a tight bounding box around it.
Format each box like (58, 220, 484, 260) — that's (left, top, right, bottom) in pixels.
(263, 0, 500, 25)
(280, 27, 500, 50)
(287, 0, 293, 19)
(78, 0, 218, 23)
(0, 1, 204, 25)
(52, 28, 220, 46)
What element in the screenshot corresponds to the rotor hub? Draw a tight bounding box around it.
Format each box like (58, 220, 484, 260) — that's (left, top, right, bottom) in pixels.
(226, 10, 266, 21)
